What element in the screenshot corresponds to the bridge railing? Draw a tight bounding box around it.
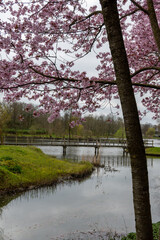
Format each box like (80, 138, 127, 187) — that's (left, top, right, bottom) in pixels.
(2, 136, 154, 148)
(3, 136, 128, 146)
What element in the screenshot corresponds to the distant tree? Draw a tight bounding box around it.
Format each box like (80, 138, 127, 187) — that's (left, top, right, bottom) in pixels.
(156, 120, 160, 134)
(114, 127, 126, 139)
(146, 127, 155, 138)
(0, 103, 11, 144)
(141, 123, 152, 137)
(7, 102, 35, 130)
(72, 124, 84, 137)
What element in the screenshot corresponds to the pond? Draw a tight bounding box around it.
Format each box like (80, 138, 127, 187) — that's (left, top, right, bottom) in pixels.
(0, 142, 160, 240)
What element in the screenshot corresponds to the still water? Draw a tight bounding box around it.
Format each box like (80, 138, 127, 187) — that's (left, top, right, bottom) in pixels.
(0, 143, 160, 240)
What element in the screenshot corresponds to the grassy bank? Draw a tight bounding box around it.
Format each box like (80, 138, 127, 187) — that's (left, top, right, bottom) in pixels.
(146, 147, 160, 156)
(0, 145, 93, 195)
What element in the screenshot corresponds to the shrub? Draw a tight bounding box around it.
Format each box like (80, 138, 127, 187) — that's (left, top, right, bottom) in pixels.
(122, 222, 160, 240)
(121, 232, 136, 240)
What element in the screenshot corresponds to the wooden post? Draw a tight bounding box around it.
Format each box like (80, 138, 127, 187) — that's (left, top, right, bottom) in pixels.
(97, 147, 99, 155)
(95, 146, 97, 155)
(63, 145, 67, 157)
(63, 138, 66, 157)
(95, 141, 100, 156)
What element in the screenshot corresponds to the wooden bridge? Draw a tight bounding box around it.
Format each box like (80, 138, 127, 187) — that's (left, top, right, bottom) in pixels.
(3, 136, 154, 155)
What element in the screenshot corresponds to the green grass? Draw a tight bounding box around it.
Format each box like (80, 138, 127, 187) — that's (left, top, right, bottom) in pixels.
(146, 147, 160, 156)
(0, 145, 93, 193)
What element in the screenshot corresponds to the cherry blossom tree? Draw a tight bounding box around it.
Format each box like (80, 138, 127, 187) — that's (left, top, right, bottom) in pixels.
(0, 0, 159, 122)
(0, 0, 160, 239)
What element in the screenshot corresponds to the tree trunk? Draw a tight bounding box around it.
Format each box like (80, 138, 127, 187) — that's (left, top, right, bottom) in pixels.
(147, 0, 160, 53)
(99, 1, 153, 239)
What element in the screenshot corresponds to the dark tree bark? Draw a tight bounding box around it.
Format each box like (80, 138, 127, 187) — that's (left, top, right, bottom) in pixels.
(99, 0, 153, 239)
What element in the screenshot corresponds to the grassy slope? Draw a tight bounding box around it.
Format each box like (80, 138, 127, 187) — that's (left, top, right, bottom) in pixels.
(146, 147, 160, 156)
(0, 145, 93, 193)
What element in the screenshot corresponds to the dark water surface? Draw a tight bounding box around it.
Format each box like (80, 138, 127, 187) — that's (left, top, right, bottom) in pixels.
(0, 143, 160, 240)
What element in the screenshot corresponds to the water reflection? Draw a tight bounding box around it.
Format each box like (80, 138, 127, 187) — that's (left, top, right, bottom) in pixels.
(0, 228, 5, 240)
(0, 146, 160, 240)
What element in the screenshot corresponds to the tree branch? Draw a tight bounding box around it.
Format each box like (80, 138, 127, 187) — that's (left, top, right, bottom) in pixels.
(69, 10, 102, 29)
(120, 8, 140, 20)
(130, 66, 160, 78)
(147, 0, 160, 53)
(1, 65, 160, 91)
(130, 0, 149, 15)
